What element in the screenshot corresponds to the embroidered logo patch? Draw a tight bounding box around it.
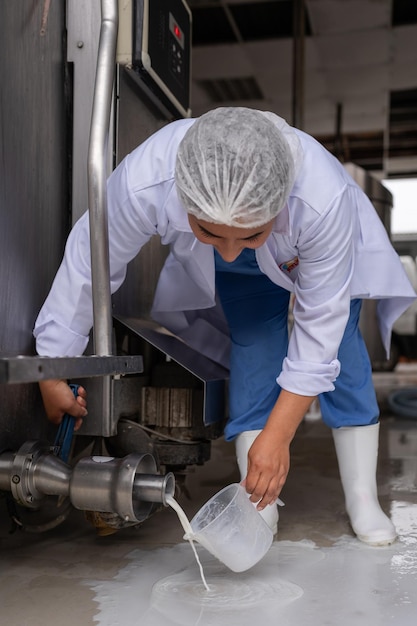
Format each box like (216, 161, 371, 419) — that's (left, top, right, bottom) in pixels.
(279, 256, 299, 273)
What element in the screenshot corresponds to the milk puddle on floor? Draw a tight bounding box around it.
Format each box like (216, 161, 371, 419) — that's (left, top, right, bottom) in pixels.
(86, 529, 417, 626)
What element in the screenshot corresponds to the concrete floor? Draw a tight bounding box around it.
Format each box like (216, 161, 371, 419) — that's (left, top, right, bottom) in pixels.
(1, 365, 417, 625)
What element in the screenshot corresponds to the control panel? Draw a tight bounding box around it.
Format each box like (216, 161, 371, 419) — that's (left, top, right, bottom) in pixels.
(132, 0, 192, 118)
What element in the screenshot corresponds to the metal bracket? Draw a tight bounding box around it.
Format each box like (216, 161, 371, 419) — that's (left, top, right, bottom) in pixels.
(0, 355, 143, 384)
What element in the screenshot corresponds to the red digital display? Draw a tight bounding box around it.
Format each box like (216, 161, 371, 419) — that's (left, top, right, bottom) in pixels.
(169, 13, 185, 50)
(173, 23, 182, 43)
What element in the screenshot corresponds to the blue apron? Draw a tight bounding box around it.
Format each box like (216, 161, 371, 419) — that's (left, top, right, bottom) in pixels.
(214, 248, 378, 440)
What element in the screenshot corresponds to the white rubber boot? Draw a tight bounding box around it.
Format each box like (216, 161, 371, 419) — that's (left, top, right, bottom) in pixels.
(332, 423, 397, 546)
(235, 430, 279, 534)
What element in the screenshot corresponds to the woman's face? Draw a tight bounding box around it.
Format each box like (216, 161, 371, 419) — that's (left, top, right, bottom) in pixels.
(188, 214, 274, 263)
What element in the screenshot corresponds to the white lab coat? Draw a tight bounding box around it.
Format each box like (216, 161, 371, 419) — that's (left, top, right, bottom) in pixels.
(34, 116, 416, 398)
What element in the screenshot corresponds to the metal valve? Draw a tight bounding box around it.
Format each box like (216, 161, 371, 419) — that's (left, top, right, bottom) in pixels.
(0, 441, 175, 524)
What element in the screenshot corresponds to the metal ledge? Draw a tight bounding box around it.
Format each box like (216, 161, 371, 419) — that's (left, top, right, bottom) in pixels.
(113, 316, 229, 425)
(0, 355, 143, 384)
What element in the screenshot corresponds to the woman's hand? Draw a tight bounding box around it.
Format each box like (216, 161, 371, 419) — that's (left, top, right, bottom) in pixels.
(243, 390, 316, 509)
(243, 429, 290, 509)
(39, 379, 87, 431)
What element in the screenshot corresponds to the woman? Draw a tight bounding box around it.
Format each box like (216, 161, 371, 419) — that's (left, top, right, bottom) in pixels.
(34, 107, 416, 545)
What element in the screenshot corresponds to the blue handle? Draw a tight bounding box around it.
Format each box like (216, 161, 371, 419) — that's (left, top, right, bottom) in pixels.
(53, 383, 80, 463)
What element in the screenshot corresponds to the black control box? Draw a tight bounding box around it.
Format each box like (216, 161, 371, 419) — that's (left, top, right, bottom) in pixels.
(133, 0, 192, 118)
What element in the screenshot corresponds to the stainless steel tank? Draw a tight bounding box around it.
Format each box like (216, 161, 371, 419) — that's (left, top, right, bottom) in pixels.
(0, 2, 69, 450)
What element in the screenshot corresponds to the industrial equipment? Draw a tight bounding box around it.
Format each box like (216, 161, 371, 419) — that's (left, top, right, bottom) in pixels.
(0, 0, 227, 536)
(131, 0, 192, 118)
(0, 440, 175, 524)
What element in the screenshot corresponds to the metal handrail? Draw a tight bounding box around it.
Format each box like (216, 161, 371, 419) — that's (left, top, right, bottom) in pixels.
(87, 0, 118, 358)
(86, 0, 119, 436)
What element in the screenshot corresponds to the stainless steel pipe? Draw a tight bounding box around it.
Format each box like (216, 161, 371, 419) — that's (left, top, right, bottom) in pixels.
(132, 473, 176, 507)
(0, 443, 175, 524)
(8, 441, 71, 507)
(87, 0, 118, 358)
(69, 452, 175, 522)
(87, 0, 119, 437)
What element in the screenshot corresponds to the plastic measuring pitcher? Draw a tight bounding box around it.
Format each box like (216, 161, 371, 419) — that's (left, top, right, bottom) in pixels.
(187, 483, 273, 572)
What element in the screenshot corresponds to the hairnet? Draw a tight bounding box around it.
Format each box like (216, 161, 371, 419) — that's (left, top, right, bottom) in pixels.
(175, 107, 303, 228)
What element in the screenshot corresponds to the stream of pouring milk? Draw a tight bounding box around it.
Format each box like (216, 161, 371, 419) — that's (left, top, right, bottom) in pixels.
(166, 495, 210, 591)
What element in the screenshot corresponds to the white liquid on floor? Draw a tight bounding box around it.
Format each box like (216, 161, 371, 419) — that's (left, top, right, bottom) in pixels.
(166, 495, 210, 591)
(87, 529, 417, 626)
(151, 567, 303, 608)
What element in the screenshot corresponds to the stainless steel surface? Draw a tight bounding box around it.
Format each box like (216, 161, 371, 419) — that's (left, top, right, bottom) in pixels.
(113, 318, 228, 383)
(0, 355, 143, 384)
(32, 453, 72, 498)
(114, 316, 228, 425)
(0, 444, 175, 524)
(69, 452, 169, 522)
(87, 0, 118, 359)
(0, 1, 69, 451)
(8, 441, 70, 508)
(112, 65, 170, 319)
(66, 21, 172, 439)
(123, 65, 178, 121)
(132, 472, 176, 506)
(67, 0, 102, 223)
(87, 0, 119, 438)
